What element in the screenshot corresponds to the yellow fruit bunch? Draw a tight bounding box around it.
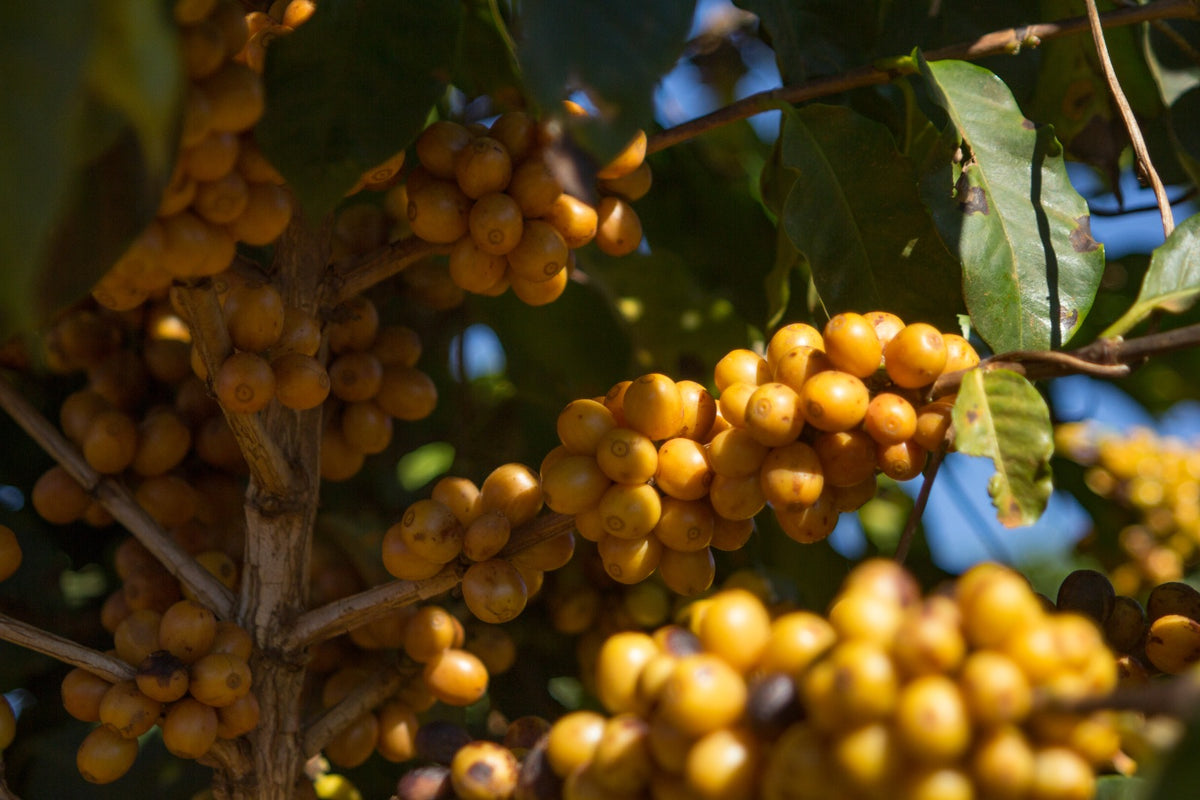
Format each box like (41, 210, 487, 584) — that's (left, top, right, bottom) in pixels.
(1055, 422, 1200, 594)
(539, 311, 979, 596)
(65, 598, 257, 783)
(381, 466, 578, 624)
(530, 559, 1119, 800)
(93, 0, 296, 312)
(1056, 567, 1200, 679)
(399, 111, 651, 306)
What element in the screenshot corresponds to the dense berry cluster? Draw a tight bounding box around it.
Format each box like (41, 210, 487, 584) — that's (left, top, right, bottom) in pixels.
(1055, 422, 1200, 593)
(539, 311, 977, 595)
(63, 598, 256, 783)
(382, 467, 577, 623)
(91, 0, 297, 312)
(519, 559, 1120, 800)
(308, 601, 515, 770)
(1056, 567, 1200, 679)
(400, 110, 651, 306)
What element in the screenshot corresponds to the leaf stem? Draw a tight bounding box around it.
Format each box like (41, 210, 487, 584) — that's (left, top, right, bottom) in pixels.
(928, 321, 1200, 398)
(0, 612, 133, 683)
(1083, 0, 1174, 239)
(302, 661, 414, 757)
(321, 236, 451, 307)
(894, 446, 946, 564)
(645, 0, 1197, 154)
(171, 282, 301, 501)
(284, 512, 577, 650)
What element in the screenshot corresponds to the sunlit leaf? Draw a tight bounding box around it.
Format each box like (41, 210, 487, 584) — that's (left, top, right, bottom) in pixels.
(777, 104, 964, 328)
(396, 442, 457, 492)
(1104, 213, 1200, 337)
(952, 369, 1053, 528)
(920, 58, 1104, 353)
(257, 0, 461, 218)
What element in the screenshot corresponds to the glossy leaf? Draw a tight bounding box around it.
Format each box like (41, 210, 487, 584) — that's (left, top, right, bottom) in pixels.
(921, 58, 1104, 353)
(515, 0, 694, 161)
(1104, 213, 1200, 337)
(952, 369, 1053, 528)
(257, 0, 462, 218)
(777, 104, 964, 328)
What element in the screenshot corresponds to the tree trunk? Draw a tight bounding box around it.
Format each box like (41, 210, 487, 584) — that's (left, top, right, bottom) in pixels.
(215, 219, 330, 799)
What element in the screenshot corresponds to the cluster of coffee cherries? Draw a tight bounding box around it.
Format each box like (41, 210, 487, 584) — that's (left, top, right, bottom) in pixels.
(92, 0, 296, 312)
(536, 311, 978, 596)
(400, 109, 651, 306)
(508, 559, 1120, 800)
(382, 467, 577, 624)
(308, 601, 515, 770)
(1056, 567, 1200, 679)
(1055, 422, 1200, 594)
(33, 301, 252, 551)
(186, 275, 438, 482)
(377, 713, 561, 800)
(62, 597, 256, 783)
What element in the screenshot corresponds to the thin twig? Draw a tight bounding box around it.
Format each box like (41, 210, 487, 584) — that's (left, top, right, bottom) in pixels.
(894, 447, 946, 564)
(302, 662, 414, 756)
(926, 322, 1200, 398)
(0, 612, 133, 683)
(171, 283, 300, 500)
(321, 237, 450, 307)
(284, 512, 577, 650)
(1084, 0, 1174, 238)
(284, 566, 465, 652)
(646, 0, 1198, 154)
(0, 377, 236, 618)
(1047, 670, 1200, 718)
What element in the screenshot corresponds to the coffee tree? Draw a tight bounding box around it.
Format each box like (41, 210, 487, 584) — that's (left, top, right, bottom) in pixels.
(4, 0, 1200, 798)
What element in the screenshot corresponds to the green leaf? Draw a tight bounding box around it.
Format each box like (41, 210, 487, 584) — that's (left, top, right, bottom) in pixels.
(1104, 213, 1200, 337)
(515, 0, 694, 161)
(87, 0, 182, 177)
(734, 0, 878, 84)
(952, 369, 1054, 528)
(634, 139, 776, 330)
(0, 1, 179, 338)
(586, 249, 750, 381)
(777, 104, 964, 328)
(1028, 0, 1161, 181)
(396, 441, 456, 491)
(920, 58, 1105, 353)
(455, 0, 520, 98)
(1097, 775, 1146, 800)
(1149, 702, 1200, 800)
(38, 126, 164, 319)
(257, 0, 462, 218)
